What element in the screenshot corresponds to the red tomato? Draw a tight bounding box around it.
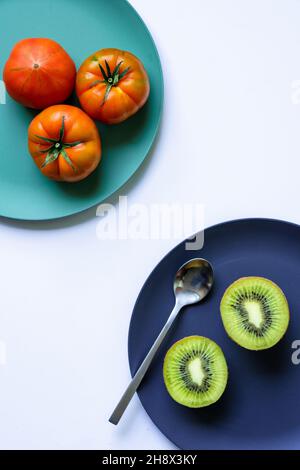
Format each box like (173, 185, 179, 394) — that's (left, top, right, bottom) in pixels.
(28, 105, 101, 182)
(76, 48, 150, 124)
(3, 38, 76, 109)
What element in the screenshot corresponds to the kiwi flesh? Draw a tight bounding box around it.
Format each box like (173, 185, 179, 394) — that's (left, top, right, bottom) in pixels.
(220, 276, 289, 351)
(163, 336, 228, 408)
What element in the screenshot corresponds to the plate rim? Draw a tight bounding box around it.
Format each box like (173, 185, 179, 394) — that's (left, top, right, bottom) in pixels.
(127, 216, 300, 449)
(0, 0, 164, 222)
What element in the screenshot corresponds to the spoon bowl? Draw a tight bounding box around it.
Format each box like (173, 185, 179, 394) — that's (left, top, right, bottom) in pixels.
(174, 258, 214, 305)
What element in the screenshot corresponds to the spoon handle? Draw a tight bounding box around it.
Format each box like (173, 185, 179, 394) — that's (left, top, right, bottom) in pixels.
(109, 302, 182, 425)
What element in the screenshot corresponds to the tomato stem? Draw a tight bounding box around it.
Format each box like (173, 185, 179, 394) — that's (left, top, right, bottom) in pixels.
(98, 60, 131, 106)
(34, 116, 81, 171)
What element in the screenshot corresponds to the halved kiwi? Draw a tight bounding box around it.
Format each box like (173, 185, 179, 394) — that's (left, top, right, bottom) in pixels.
(163, 336, 228, 408)
(220, 276, 290, 350)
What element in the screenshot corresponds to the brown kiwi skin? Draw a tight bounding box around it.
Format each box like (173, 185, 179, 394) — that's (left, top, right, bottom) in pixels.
(220, 276, 290, 351)
(163, 335, 229, 408)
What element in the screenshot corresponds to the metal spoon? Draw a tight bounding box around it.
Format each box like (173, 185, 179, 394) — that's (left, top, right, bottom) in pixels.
(109, 258, 214, 425)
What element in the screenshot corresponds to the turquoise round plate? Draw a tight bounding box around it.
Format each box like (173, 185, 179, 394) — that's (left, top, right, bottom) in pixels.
(0, 0, 163, 220)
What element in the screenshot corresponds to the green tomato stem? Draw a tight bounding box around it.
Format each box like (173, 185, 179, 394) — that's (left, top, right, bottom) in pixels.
(35, 116, 81, 171)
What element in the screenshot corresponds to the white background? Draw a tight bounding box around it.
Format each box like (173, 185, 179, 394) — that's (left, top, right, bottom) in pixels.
(1, 0, 300, 450)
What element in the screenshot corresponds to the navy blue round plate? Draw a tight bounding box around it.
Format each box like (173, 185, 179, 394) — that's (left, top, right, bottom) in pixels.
(128, 218, 300, 450)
